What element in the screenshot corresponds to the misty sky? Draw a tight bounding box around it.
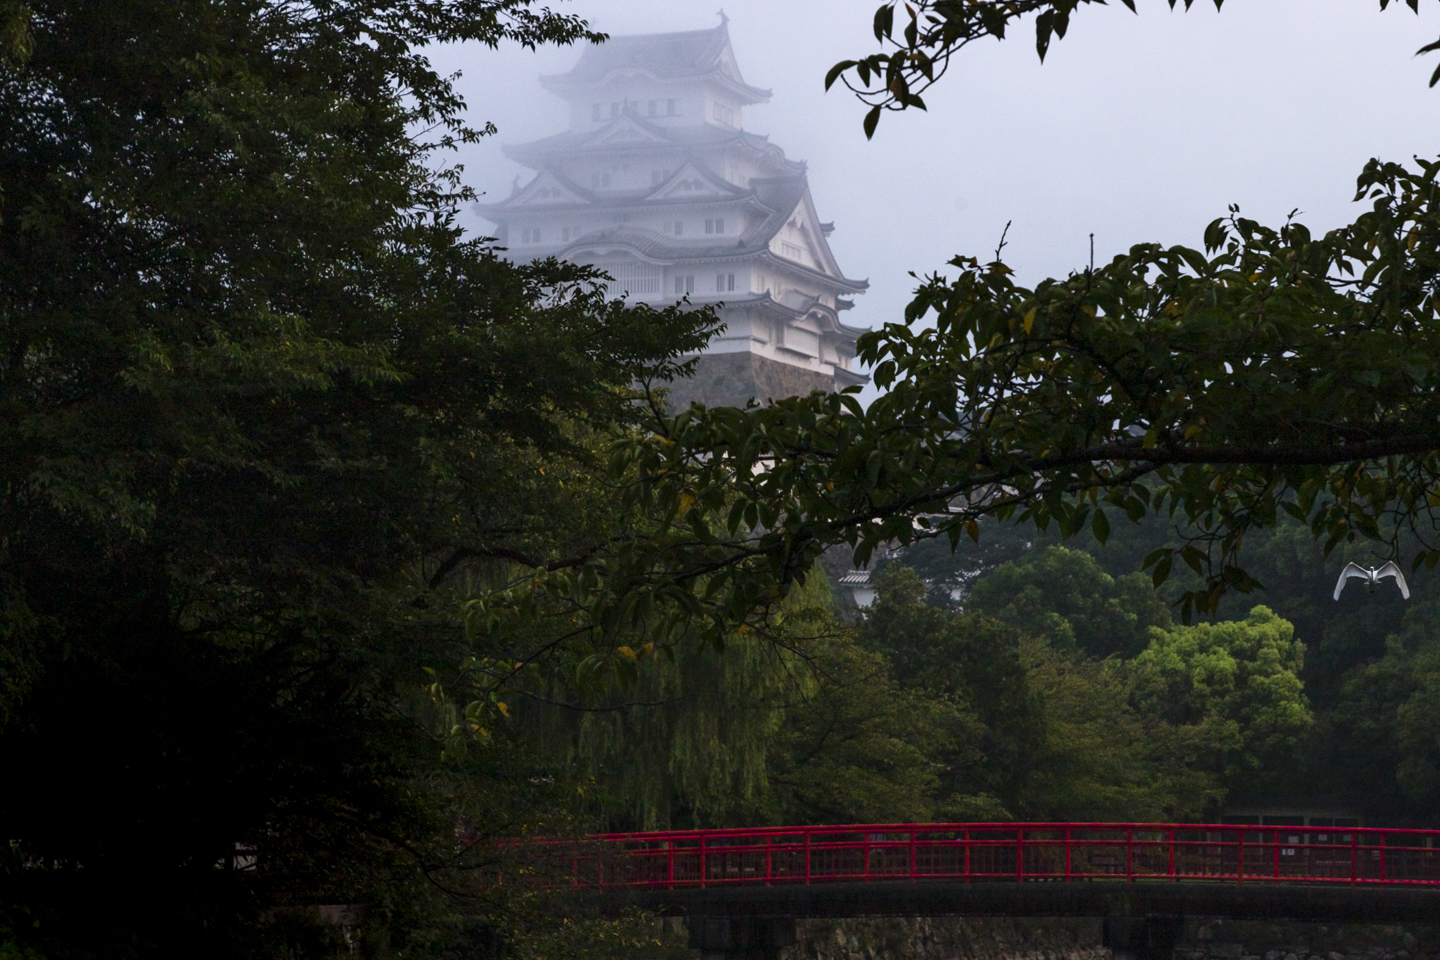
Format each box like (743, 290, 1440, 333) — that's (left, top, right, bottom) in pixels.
(430, 0, 1438, 390)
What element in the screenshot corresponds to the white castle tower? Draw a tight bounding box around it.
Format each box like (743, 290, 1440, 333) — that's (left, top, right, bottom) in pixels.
(479, 20, 869, 407)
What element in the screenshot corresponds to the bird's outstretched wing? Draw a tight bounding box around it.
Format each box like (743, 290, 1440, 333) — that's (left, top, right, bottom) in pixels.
(1376, 561, 1411, 600)
(1334, 562, 1370, 600)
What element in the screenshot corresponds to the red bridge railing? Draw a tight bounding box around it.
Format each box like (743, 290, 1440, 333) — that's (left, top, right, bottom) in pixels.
(576, 823, 1440, 890)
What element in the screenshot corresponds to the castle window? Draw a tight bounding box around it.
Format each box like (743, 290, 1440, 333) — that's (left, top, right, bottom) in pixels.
(562, 226, 572, 241)
(521, 227, 541, 243)
(591, 103, 601, 121)
(648, 100, 658, 117)
(589, 257, 662, 298)
(705, 219, 725, 235)
(610, 101, 621, 118)
(781, 241, 804, 261)
(591, 173, 611, 190)
(712, 102, 735, 126)
(716, 273, 735, 292)
(674, 276, 695, 295)
(671, 220, 683, 236)
(651, 170, 663, 186)
(666, 99, 677, 116)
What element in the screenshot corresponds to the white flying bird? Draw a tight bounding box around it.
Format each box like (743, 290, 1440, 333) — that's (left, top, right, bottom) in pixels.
(1333, 561, 1411, 601)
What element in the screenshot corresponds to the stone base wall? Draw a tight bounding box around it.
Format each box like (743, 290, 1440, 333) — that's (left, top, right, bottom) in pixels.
(770, 918, 1440, 960)
(663, 352, 841, 410)
(1175, 920, 1440, 960)
(782, 918, 1109, 960)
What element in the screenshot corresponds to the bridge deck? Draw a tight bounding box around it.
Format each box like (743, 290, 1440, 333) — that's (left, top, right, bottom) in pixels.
(606, 878, 1440, 924)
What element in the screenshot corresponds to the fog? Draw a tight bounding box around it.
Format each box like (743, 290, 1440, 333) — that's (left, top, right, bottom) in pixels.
(428, 0, 1439, 392)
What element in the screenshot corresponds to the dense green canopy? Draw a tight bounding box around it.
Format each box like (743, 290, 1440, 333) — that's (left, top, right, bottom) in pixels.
(0, 0, 710, 955)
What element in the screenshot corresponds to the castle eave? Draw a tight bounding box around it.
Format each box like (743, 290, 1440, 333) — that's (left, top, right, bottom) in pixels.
(757, 251, 869, 294)
(559, 229, 771, 263)
(542, 68, 771, 105)
(503, 121, 787, 166)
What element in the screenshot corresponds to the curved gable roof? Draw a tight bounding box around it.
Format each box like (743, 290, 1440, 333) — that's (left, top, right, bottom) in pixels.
(541, 24, 771, 104)
(648, 160, 745, 201)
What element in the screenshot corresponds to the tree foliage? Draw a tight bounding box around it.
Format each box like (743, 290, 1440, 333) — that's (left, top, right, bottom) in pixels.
(1134, 605, 1312, 777)
(824, 0, 1440, 139)
(477, 565, 971, 831)
(967, 545, 1171, 659)
(839, 563, 1309, 820)
(617, 156, 1440, 624)
(905, 510, 1440, 823)
(856, 566, 1039, 817)
(1330, 592, 1440, 813)
(591, 2, 1440, 635)
(0, 0, 714, 955)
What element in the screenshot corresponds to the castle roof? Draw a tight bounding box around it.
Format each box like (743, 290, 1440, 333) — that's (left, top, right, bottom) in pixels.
(504, 113, 798, 170)
(552, 231, 868, 294)
(540, 23, 771, 104)
(478, 169, 868, 294)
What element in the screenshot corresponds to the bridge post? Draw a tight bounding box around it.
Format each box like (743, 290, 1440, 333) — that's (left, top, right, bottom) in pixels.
(688, 917, 797, 960)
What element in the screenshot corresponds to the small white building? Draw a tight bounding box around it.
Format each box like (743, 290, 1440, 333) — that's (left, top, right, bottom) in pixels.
(479, 21, 869, 407)
(838, 569, 876, 608)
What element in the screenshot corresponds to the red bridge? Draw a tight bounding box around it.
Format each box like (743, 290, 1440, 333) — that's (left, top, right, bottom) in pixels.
(569, 823, 1440, 960)
(587, 821, 1440, 889)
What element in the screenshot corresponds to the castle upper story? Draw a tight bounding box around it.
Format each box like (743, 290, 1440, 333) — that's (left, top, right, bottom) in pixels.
(478, 22, 869, 398)
(539, 21, 772, 134)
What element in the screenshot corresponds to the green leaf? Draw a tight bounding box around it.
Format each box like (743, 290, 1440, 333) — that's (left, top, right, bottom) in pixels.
(824, 60, 857, 91)
(1202, 217, 1228, 252)
(1143, 547, 1172, 571)
(1091, 508, 1110, 544)
(1152, 554, 1174, 588)
(873, 3, 895, 40)
(1035, 10, 1054, 61)
(863, 104, 882, 139)
(1280, 500, 1308, 523)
